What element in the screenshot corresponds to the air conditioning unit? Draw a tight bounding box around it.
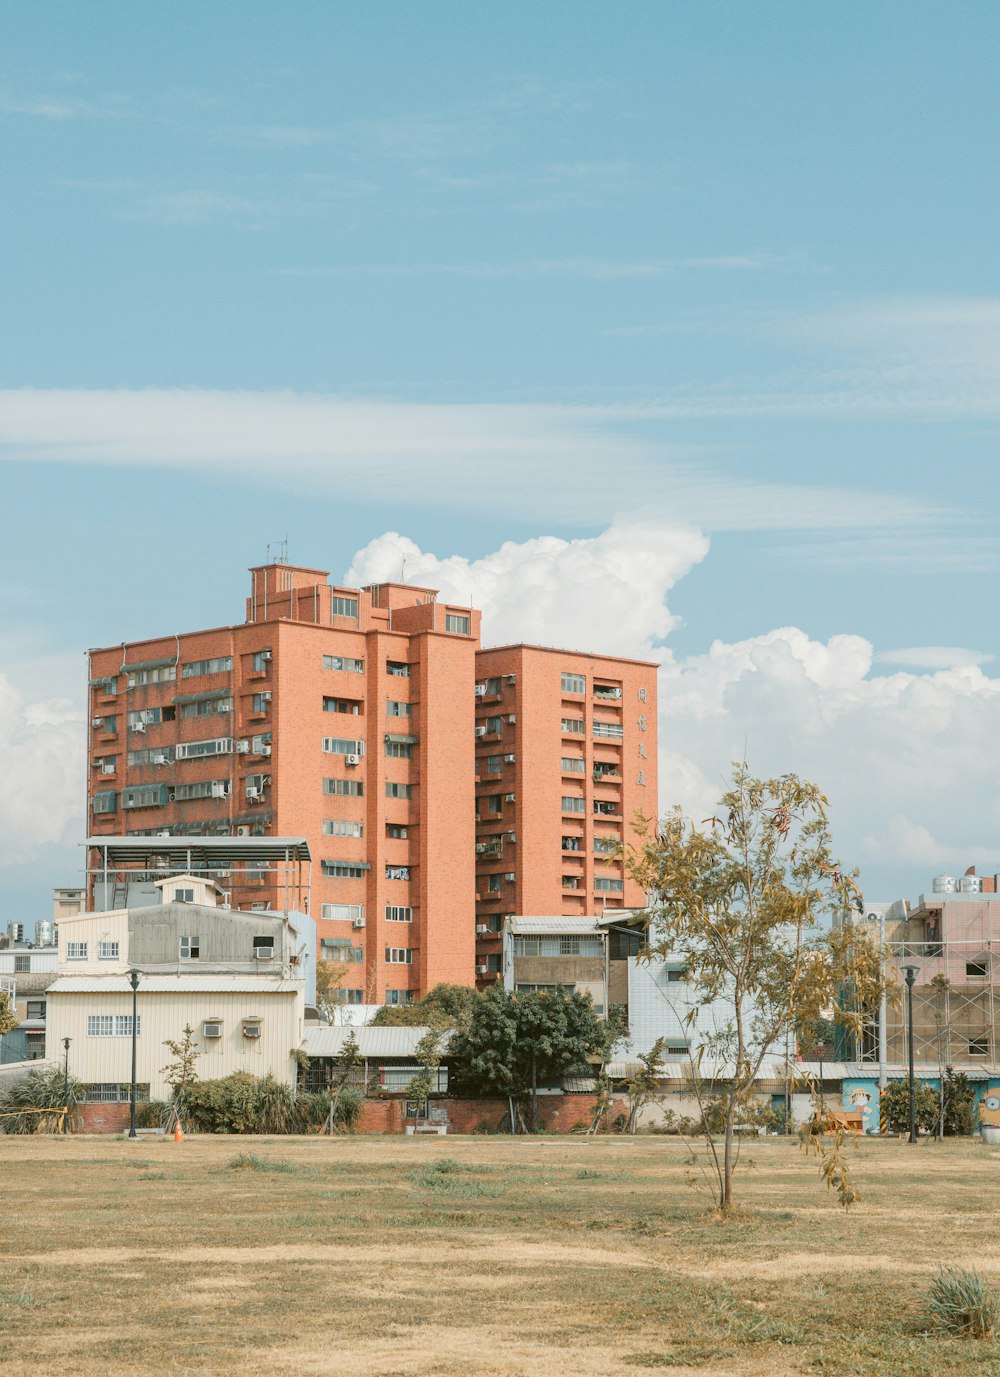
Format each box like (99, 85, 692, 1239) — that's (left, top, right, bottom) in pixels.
(507, 714, 516, 724)
(242, 1021, 262, 1039)
(475, 841, 488, 854)
(91, 717, 103, 729)
(507, 831, 517, 842)
(504, 793, 515, 803)
(474, 725, 487, 738)
(211, 783, 227, 799)
(236, 825, 251, 837)
(503, 753, 515, 764)
(101, 763, 115, 775)
(260, 691, 272, 702)
(246, 787, 261, 802)
(346, 753, 361, 766)
(203, 1021, 223, 1039)
(504, 674, 516, 684)
(254, 947, 274, 960)
(474, 684, 487, 697)
(236, 740, 250, 754)
(476, 924, 489, 935)
(476, 964, 489, 975)
(152, 753, 168, 765)
(259, 744, 272, 757)
(133, 721, 146, 733)
(504, 872, 516, 883)
(260, 650, 272, 662)
(352, 915, 366, 929)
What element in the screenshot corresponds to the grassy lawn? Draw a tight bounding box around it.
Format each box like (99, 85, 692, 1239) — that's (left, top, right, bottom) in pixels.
(2, 1133, 1000, 1376)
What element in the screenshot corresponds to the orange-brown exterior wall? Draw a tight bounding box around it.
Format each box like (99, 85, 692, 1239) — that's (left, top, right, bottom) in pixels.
(472, 645, 658, 983)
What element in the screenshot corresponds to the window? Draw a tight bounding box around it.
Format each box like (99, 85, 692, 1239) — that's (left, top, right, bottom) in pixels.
(561, 756, 585, 773)
(92, 790, 118, 815)
(93, 754, 117, 775)
(252, 650, 272, 672)
(562, 796, 585, 813)
(387, 824, 409, 839)
(445, 614, 470, 635)
(127, 747, 174, 767)
(85, 1082, 150, 1103)
(593, 721, 624, 740)
(594, 801, 618, 816)
(561, 718, 585, 735)
(14, 954, 30, 973)
(514, 936, 603, 958)
(562, 836, 581, 851)
(66, 942, 88, 960)
(174, 780, 230, 801)
(386, 700, 412, 717)
(175, 737, 232, 760)
(93, 716, 117, 735)
(387, 661, 410, 677)
(483, 794, 502, 815)
(385, 782, 412, 799)
(127, 665, 176, 687)
(321, 903, 364, 923)
(98, 941, 120, 960)
(386, 905, 413, 923)
(561, 672, 585, 694)
(484, 954, 502, 974)
(249, 693, 270, 714)
(323, 697, 361, 714)
(320, 938, 363, 963)
(559, 937, 582, 955)
(331, 596, 359, 618)
(485, 755, 502, 774)
(478, 677, 501, 696)
(179, 697, 232, 718)
(385, 740, 413, 759)
(87, 1016, 142, 1037)
(562, 875, 579, 890)
(594, 836, 618, 854)
(385, 947, 414, 964)
(330, 988, 364, 1005)
(322, 737, 364, 756)
(966, 961, 989, 979)
(483, 716, 504, 735)
(323, 655, 364, 673)
(26, 1000, 46, 1020)
(127, 708, 162, 729)
(324, 778, 364, 796)
(385, 989, 415, 1006)
(969, 1038, 989, 1057)
(122, 784, 169, 810)
(179, 936, 200, 960)
(487, 874, 502, 894)
(323, 819, 364, 838)
(322, 862, 369, 879)
(386, 865, 410, 881)
(594, 878, 624, 893)
(666, 968, 687, 983)
(252, 733, 272, 753)
(90, 676, 117, 696)
(182, 657, 232, 679)
(174, 888, 195, 903)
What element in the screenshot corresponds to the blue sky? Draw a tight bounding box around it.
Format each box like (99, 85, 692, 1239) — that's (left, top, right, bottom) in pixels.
(2, 3, 1000, 922)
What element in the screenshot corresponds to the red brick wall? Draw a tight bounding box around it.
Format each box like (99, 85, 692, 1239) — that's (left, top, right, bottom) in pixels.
(77, 1102, 132, 1133)
(358, 1093, 627, 1135)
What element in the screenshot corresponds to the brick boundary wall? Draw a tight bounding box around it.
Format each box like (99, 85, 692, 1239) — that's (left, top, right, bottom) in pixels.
(72, 1094, 628, 1135)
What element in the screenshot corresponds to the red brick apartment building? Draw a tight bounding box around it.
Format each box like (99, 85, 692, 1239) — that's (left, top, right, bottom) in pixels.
(86, 563, 658, 1003)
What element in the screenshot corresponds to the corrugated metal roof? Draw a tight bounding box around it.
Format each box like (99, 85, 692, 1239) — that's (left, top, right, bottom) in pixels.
(85, 836, 311, 863)
(507, 915, 604, 935)
(47, 975, 302, 994)
(303, 1024, 451, 1058)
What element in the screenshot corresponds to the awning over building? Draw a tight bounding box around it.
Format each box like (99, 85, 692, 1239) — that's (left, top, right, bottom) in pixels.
(85, 836, 311, 865)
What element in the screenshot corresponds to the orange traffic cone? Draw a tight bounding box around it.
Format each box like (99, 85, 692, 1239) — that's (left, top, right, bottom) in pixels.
(173, 1119, 185, 1143)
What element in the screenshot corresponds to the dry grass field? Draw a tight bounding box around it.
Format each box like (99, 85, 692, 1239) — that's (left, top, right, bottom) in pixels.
(2, 1133, 1000, 1376)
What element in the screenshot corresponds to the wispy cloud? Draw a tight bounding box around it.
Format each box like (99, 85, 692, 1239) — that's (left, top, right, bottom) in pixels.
(272, 254, 780, 282)
(877, 646, 996, 671)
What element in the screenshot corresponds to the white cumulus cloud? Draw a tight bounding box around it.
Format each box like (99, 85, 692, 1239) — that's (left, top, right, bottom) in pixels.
(0, 672, 84, 868)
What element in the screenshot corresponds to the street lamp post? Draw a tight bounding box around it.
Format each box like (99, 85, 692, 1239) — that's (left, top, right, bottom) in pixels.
(62, 1037, 71, 1135)
(127, 968, 140, 1141)
(901, 962, 920, 1144)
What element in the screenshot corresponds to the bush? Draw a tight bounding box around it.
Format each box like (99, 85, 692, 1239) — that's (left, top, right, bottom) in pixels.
(0, 1066, 84, 1134)
(136, 1099, 172, 1130)
(179, 1073, 365, 1134)
(924, 1267, 998, 1338)
(880, 1080, 939, 1134)
(943, 1068, 975, 1136)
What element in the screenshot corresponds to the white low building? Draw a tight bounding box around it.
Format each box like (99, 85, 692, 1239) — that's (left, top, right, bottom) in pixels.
(45, 871, 312, 1104)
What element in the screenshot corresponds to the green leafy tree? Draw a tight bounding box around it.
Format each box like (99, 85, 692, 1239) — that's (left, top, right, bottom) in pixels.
(625, 1038, 667, 1134)
(0, 989, 17, 1038)
(406, 1027, 447, 1120)
(943, 1067, 975, 1136)
(449, 983, 605, 1131)
(372, 983, 479, 1028)
(622, 760, 892, 1213)
(161, 1024, 200, 1114)
(880, 1078, 939, 1134)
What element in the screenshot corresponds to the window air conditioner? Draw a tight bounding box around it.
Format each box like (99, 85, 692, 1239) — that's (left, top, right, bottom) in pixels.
(352, 915, 366, 929)
(475, 842, 488, 854)
(474, 684, 487, 697)
(246, 787, 261, 802)
(101, 764, 115, 775)
(503, 754, 515, 764)
(236, 825, 251, 837)
(203, 1021, 223, 1039)
(346, 753, 361, 766)
(242, 1021, 262, 1039)
(476, 965, 489, 975)
(260, 650, 272, 661)
(507, 714, 516, 724)
(211, 784, 227, 799)
(261, 691, 272, 702)
(504, 872, 516, 883)
(152, 753, 167, 765)
(92, 717, 103, 729)
(504, 793, 515, 803)
(254, 947, 274, 960)
(236, 740, 250, 754)
(133, 721, 145, 733)
(507, 831, 516, 842)
(474, 725, 487, 738)
(476, 924, 489, 935)
(259, 744, 272, 756)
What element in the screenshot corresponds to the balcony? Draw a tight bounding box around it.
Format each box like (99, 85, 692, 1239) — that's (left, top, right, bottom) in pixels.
(593, 685, 622, 701)
(594, 802, 619, 817)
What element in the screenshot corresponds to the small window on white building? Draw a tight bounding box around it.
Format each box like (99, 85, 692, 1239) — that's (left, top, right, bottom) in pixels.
(179, 936, 200, 960)
(98, 941, 120, 960)
(67, 942, 88, 960)
(174, 888, 195, 904)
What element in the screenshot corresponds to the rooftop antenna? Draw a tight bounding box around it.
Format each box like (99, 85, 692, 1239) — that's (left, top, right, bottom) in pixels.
(266, 537, 289, 566)
(401, 555, 406, 582)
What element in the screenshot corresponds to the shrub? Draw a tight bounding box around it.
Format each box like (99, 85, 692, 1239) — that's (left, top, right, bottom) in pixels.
(880, 1080, 939, 1134)
(0, 1066, 83, 1134)
(179, 1073, 365, 1135)
(924, 1267, 998, 1338)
